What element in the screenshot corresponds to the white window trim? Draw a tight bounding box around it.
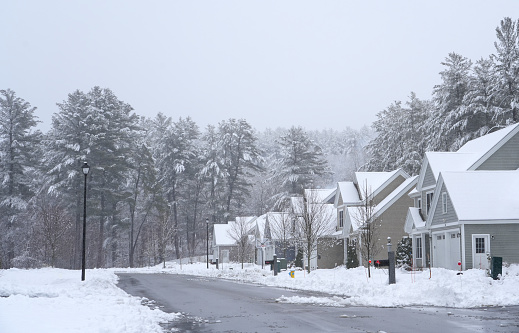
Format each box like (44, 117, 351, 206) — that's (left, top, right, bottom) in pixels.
(415, 236, 423, 260)
(471, 234, 490, 269)
(426, 191, 434, 215)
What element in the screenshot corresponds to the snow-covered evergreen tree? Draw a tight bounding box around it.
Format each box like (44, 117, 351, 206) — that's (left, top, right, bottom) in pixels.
(274, 126, 329, 196)
(0, 89, 40, 268)
(491, 17, 519, 126)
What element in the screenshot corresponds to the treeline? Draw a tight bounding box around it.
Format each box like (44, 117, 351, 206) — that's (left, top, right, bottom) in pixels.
(367, 17, 519, 175)
(0, 87, 368, 269)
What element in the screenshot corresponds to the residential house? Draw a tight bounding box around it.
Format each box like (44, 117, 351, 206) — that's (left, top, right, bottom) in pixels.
(405, 123, 519, 270)
(289, 188, 338, 270)
(212, 216, 257, 264)
(332, 169, 413, 266)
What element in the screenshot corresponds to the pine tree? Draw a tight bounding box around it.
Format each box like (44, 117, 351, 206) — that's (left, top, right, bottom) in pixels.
(429, 53, 473, 151)
(0, 89, 40, 268)
(491, 17, 519, 125)
(275, 126, 329, 196)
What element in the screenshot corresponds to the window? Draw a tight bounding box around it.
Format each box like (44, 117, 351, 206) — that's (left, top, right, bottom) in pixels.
(426, 191, 434, 214)
(415, 237, 422, 259)
(475, 237, 485, 254)
(416, 198, 422, 209)
(339, 210, 344, 228)
(442, 192, 448, 214)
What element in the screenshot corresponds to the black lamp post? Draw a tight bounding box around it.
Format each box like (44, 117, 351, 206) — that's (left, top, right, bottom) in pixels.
(81, 162, 90, 281)
(206, 218, 209, 269)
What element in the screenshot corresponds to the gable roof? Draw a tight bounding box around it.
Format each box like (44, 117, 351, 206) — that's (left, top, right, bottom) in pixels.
(373, 176, 418, 218)
(334, 181, 361, 207)
(417, 124, 519, 191)
(404, 207, 425, 233)
(431, 171, 519, 222)
(458, 123, 519, 155)
(304, 188, 336, 204)
(214, 223, 236, 246)
(355, 169, 409, 200)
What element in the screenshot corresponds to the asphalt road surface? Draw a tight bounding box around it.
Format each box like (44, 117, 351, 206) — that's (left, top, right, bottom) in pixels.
(117, 273, 519, 333)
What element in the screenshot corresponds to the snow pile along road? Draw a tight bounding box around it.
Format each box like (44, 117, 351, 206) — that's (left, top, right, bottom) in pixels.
(122, 261, 519, 308)
(0, 268, 179, 333)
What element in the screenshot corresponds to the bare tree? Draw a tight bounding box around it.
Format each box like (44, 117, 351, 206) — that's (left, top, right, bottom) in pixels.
(268, 212, 293, 259)
(33, 192, 73, 267)
(351, 181, 381, 278)
(292, 190, 335, 273)
(228, 217, 255, 269)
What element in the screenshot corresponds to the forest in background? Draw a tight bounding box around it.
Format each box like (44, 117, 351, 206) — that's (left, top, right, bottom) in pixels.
(1, 17, 518, 270)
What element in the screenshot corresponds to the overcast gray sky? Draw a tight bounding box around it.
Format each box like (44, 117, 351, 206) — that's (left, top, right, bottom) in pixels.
(2, 1, 519, 132)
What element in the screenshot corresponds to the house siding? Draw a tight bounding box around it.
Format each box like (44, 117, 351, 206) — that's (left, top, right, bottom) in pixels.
(373, 175, 406, 205)
(317, 238, 344, 269)
(422, 164, 436, 188)
(430, 184, 458, 226)
(477, 132, 519, 170)
(464, 224, 519, 268)
(377, 193, 414, 253)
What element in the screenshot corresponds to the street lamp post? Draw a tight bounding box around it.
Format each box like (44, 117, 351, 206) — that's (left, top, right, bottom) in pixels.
(206, 218, 209, 269)
(81, 162, 90, 281)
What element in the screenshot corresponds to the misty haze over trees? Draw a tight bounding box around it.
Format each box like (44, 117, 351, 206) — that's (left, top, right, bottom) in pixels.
(1, 17, 519, 270)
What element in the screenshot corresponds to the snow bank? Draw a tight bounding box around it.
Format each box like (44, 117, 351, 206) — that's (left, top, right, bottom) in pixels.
(119, 261, 519, 308)
(0, 268, 179, 333)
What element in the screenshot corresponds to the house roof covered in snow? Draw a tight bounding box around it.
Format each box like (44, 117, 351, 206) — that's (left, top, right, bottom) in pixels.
(457, 123, 519, 156)
(425, 152, 479, 181)
(213, 223, 236, 246)
(304, 188, 336, 203)
(404, 207, 425, 233)
(435, 171, 519, 222)
(336, 181, 361, 205)
(355, 169, 409, 199)
(373, 176, 418, 218)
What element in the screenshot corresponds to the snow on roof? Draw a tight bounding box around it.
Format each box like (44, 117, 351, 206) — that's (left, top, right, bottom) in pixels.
(404, 207, 425, 233)
(337, 181, 361, 204)
(345, 206, 362, 232)
(304, 188, 336, 203)
(425, 152, 478, 181)
(255, 214, 267, 240)
(317, 203, 339, 236)
(373, 176, 418, 217)
(408, 187, 419, 196)
(267, 212, 290, 240)
(457, 123, 519, 155)
(440, 171, 519, 221)
(213, 223, 236, 246)
(355, 170, 407, 199)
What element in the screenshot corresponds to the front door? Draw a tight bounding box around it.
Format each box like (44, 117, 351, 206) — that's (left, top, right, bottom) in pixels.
(448, 231, 461, 270)
(472, 234, 490, 269)
(432, 233, 446, 268)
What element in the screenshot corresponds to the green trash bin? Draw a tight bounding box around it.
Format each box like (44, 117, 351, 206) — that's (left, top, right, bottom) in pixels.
(491, 257, 502, 280)
(278, 258, 287, 271)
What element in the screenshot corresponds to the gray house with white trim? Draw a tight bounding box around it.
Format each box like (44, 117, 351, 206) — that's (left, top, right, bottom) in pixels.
(405, 123, 519, 270)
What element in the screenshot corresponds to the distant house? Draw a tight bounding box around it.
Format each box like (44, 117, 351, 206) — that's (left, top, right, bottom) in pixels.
(405, 123, 519, 270)
(289, 188, 338, 271)
(212, 216, 257, 264)
(331, 169, 413, 266)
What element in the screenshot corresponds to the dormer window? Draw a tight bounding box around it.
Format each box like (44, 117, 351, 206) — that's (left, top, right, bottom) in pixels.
(339, 210, 344, 228)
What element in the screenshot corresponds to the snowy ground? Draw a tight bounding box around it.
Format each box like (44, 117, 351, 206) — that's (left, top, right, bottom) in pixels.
(1, 263, 518, 333)
(0, 268, 180, 333)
